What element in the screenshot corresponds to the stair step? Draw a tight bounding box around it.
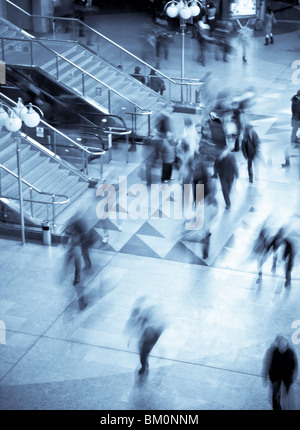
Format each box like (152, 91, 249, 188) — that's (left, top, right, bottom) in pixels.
(41, 45, 78, 70)
(58, 63, 101, 89)
(43, 49, 96, 79)
(0, 131, 13, 149)
(2, 145, 32, 168)
(22, 159, 59, 188)
(4, 151, 43, 187)
(0, 143, 15, 163)
(37, 170, 71, 195)
(46, 43, 78, 57)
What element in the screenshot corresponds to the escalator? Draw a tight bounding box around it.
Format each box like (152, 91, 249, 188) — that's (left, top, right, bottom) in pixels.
(1, 64, 130, 165)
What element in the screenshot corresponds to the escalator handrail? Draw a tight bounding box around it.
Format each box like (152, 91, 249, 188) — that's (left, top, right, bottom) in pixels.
(0, 91, 105, 157)
(5, 0, 203, 90)
(0, 16, 154, 113)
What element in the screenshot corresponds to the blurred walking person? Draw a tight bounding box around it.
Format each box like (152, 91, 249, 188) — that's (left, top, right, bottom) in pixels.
(283, 89, 300, 168)
(161, 134, 177, 182)
(206, 2, 216, 35)
(241, 124, 261, 183)
(62, 213, 95, 310)
(264, 6, 277, 45)
(190, 154, 218, 258)
(125, 297, 165, 377)
(231, 99, 244, 152)
(196, 19, 213, 67)
(181, 116, 200, 156)
(262, 335, 298, 410)
(145, 110, 174, 185)
(290, 90, 300, 145)
(267, 227, 296, 287)
(251, 222, 271, 285)
(155, 28, 172, 68)
(237, 25, 252, 64)
(64, 213, 94, 285)
(139, 24, 156, 64)
(214, 148, 239, 209)
(148, 69, 166, 95)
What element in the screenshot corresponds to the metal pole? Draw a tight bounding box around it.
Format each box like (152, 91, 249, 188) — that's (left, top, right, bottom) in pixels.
(181, 17, 185, 103)
(16, 133, 25, 245)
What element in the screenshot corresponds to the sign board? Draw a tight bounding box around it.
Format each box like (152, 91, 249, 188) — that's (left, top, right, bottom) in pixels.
(229, 0, 257, 19)
(36, 127, 44, 137)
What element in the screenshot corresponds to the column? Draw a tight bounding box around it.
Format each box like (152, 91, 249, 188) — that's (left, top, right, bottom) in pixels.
(0, 0, 7, 19)
(32, 0, 54, 35)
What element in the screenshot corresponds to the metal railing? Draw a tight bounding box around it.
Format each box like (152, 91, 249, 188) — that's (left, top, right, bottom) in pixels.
(0, 92, 106, 181)
(0, 163, 70, 224)
(4, 0, 203, 104)
(0, 29, 153, 135)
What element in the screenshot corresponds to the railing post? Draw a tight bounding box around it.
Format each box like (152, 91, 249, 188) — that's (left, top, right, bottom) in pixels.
(52, 195, 55, 225)
(1, 39, 4, 62)
(148, 113, 151, 138)
(30, 40, 34, 66)
(52, 18, 56, 39)
(134, 107, 137, 135)
(83, 151, 88, 175)
(108, 90, 111, 113)
(126, 133, 129, 164)
(55, 55, 59, 80)
(100, 154, 103, 179)
(82, 72, 85, 97)
(120, 50, 123, 70)
(108, 131, 112, 162)
(15, 133, 25, 245)
(72, 20, 76, 41)
(53, 130, 57, 156)
(30, 188, 33, 217)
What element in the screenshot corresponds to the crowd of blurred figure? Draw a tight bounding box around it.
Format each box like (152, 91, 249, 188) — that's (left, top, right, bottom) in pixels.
(54, 0, 300, 409)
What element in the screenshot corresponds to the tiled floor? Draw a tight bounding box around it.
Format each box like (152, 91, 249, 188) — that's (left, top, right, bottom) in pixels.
(1, 7, 300, 411)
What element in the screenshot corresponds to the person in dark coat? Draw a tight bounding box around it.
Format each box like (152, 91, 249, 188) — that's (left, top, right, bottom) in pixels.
(252, 223, 271, 285)
(262, 335, 298, 410)
(214, 148, 239, 209)
(131, 66, 146, 84)
(264, 6, 277, 45)
(160, 136, 177, 182)
(155, 29, 172, 66)
(231, 100, 244, 152)
(291, 90, 300, 144)
(241, 124, 261, 183)
(148, 69, 166, 95)
(267, 227, 296, 287)
(209, 111, 227, 150)
(191, 154, 218, 258)
(65, 213, 94, 285)
(124, 297, 165, 377)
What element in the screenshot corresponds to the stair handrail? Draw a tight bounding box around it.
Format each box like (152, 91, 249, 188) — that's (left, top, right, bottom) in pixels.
(4, 0, 203, 93)
(0, 163, 70, 204)
(0, 162, 70, 224)
(0, 92, 106, 181)
(0, 17, 156, 114)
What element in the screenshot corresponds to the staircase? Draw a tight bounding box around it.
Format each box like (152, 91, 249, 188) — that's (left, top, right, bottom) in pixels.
(0, 129, 90, 236)
(0, 18, 174, 138)
(40, 41, 173, 137)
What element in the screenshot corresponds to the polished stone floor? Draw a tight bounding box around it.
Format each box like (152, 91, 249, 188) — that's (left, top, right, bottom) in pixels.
(0, 6, 300, 411)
